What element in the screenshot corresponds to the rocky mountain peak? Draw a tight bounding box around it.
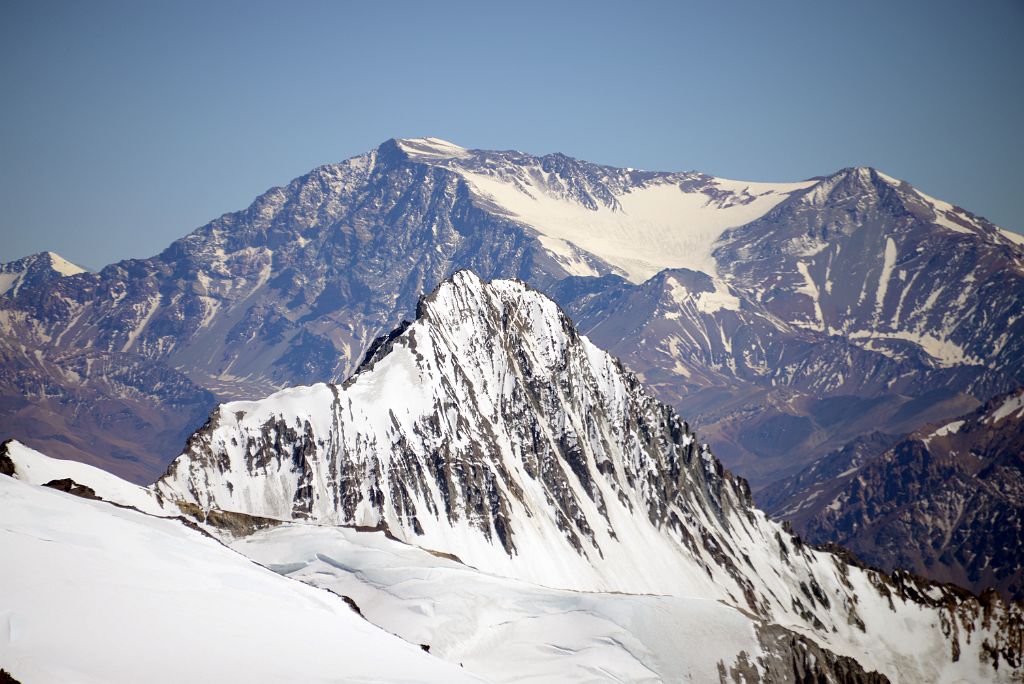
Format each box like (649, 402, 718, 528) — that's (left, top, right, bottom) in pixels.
(157, 269, 756, 595)
(0, 251, 87, 297)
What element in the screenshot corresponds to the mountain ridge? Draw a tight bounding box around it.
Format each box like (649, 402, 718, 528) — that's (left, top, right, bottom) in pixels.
(1, 137, 1022, 486)
(765, 388, 1024, 600)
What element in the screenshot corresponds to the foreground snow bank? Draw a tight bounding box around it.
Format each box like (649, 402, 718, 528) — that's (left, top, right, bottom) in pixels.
(0, 476, 478, 684)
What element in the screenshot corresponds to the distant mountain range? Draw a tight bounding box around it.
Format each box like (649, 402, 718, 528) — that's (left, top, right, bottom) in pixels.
(762, 389, 1024, 601)
(2, 137, 1022, 488)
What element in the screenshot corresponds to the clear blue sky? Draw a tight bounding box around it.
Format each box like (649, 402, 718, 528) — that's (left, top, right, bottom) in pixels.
(2, 0, 1022, 269)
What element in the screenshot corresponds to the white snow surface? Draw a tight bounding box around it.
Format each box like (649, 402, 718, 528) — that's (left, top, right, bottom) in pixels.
(796, 260, 824, 329)
(984, 391, 1024, 424)
(393, 138, 815, 283)
(396, 136, 472, 160)
(4, 440, 173, 516)
(931, 420, 965, 438)
(922, 420, 966, 448)
(878, 170, 1015, 243)
(0, 273, 19, 296)
(235, 523, 763, 683)
(876, 170, 975, 233)
(875, 236, 898, 318)
(460, 171, 812, 283)
(666, 274, 742, 314)
(6, 460, 1015, 682)
(45, 251, 87, 276)
(1000, 228, 1024, 246)
(0, 475, 479, 684)
(915, 188, 985, 235)
(535, 234, 603, 277)
(848, 329, 980, 367)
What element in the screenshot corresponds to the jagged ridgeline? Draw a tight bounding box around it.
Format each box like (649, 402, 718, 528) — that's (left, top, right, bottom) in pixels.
(155, 271, 1023, 682)
(4, 138, 1023, 486)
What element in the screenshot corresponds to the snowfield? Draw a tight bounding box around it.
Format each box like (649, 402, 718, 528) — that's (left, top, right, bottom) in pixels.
(148, 272, 1021, 683)
(395, 137, 815, 282)
(235, 523, 765, 683)
(0, 475, 480, 684)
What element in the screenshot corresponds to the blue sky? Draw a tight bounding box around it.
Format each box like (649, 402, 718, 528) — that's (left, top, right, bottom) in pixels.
(2, 0, 1022, 269)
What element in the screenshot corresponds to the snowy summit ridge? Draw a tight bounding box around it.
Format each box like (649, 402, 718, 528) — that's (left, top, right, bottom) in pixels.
(395, 136, 473, 160)
(159, 270, 741, 593)
(0, 250, 85, 297)
(391, 137, 815, 282)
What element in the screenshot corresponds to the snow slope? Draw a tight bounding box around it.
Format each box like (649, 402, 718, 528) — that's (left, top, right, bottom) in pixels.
(0, 251, 85, 296)
(0, 475, 479, 684)
(45, 251, 87, 276)
(985, 390, 1024, 424)
(2, 439, 173, 516)
(235, 523, 765, 683)
(401, 137, 814, 283)
(462, 170, 812, 282)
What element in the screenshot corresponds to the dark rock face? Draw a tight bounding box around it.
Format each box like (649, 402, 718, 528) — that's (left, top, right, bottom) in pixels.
(550, 268, 936, 482)
(0, 338, 217, 483)
(43, 478, 99, 500)
(716, 168, 1023, 390)
(758, 432, 903, 517)
(1, 142, 1022, 486)
(0, 668, 23, 684)
(0, 444, 15, 477)
(720, 623, 891, 684)
(769, 389, 1024, 600)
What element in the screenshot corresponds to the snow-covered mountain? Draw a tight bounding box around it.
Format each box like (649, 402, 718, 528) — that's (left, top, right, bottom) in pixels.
(2, 273, 1021, 681)
(553, 166, 1024, 479)
(158, 271, 751, 594)
(0, 251, 84, 296)
(139, 272, 1021, 682)
(764, 388, 1024, 601)
(2, 138, 1022, 485)
(715, 167, 1022, 378)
